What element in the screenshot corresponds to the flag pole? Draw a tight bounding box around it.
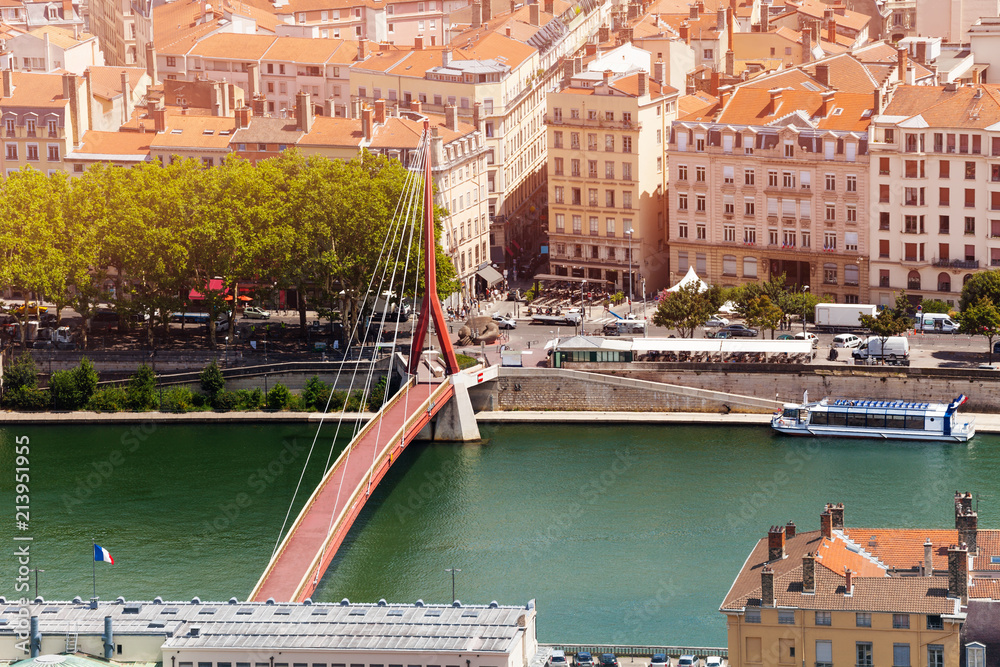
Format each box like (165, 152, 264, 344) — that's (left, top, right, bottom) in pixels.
(92, 538, 96, 601)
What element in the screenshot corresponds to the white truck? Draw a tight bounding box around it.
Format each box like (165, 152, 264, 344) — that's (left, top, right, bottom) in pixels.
(814, 303, 878, 331)
(915, 313, 959, 333)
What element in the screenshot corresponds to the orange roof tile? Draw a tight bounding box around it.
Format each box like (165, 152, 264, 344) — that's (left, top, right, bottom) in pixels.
(883, 85, 1000, 129)
(75, 130, 153, 156)
(188, 33, 277, 59)
(86, 66, 147, 100)
(718, 87, 873, 131)
(970, 578, 1000, 600)
(263, 35, 350, 63)
(609, 72, 677, 98)
(677, 91, 719, 120)
(150, 114, 238, 150)
(4, 71, 74, 107)
(297, 116, 364, 147)
(815, 533, 888, 578)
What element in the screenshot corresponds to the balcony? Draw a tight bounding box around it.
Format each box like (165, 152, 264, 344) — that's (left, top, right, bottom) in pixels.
(933, 258, 979, 269)
(544, 114, 642, 130)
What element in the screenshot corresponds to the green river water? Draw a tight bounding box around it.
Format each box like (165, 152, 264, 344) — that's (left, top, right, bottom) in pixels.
(1, 421, 997, 647)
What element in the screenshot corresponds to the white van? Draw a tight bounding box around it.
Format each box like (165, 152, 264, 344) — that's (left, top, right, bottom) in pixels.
(852, 336, 910, 361)
(917, 313, 959, 333)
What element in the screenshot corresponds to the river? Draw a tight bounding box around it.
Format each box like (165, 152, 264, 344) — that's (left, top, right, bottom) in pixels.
(1, 421, 997, 647)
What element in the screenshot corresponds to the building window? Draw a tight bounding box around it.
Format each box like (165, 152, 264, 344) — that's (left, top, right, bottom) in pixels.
(816, 641, 832, 667)
(696, 166, 706, 182)
(555, 214, 565, 232)
(589, 189, 598, 206)
(744, 227, 756, 244)
(825, 203, 836, 221)
(783, 171, 795, 188)
(26, 144, 38, 161)
(856, 613, 872, 627)
(723, 254, 736, 276)
(965, 217, 976, 235)
(623, 192, 632, 209)
(825, 173, 836, 190)
(824, 263, 838, 284)
(846, 205, 857, 223)
(880, 212, 890, 230)
(723, 224, 735, 242)
(769, 228, 779, 246)
(572, 215, 582, 233)
(745, 169, 755, 185)
(743, 256, 758, 277)
(678, 222, 688, 238)
(856, 643, 873, 667)
(927, 645, 944, 667)
(967, 161, 976, 179)
(605, 135, 614, 151)
(657, 157, 662, 172)
(940, 215, 950, 234)
(723, 165, 734, 184)
(967, 644, 985, 667)
(554, 158, 563, 175)
(880, 157, 890, 175)
(768, 170, 778, 187)
(784, 141, 794, 157)
(678, 164, 688, 180)
(622, 137, 632, 153)
(696, 224, 706, 240)
(46, 145, 58, 161)
(605, 161, 614, 179)
(605, 191, 615, 208)
(927, 616, 944, 630)
(845, 232, 858, 251)
(571, 188, 581, 205)
(554, 186, 564, 204)
(696, 195, 706, 212)
(745, 198, 755, 216)
(589, 216, 598, 235)
(622, 163, 632, 180)
(824, 231, 836, 250)
(678, 193, 688, 211)
(553, 131, 563, 148)
(801, 231, 810, 248)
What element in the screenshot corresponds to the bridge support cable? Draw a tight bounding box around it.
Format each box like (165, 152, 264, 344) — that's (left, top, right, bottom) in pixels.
(268, 146, 426, 561)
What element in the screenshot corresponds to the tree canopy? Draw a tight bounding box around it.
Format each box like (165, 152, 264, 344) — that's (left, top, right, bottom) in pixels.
(0, 151, 457, 349)
(651, 283, 723, 337)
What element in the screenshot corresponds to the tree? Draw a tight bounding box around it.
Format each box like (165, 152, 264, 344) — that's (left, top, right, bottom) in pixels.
(958, 297, 1000, 364)
(199, 360, 226, 400)
(126, 364, 158, 411)
(743, 294, 783, 338)
(651, 282, 716, 338)
(960, 269, 1000, 312)
(49, 358, 98, 410)
(919, 298, 951, 314)
(859, 308, 911, 363)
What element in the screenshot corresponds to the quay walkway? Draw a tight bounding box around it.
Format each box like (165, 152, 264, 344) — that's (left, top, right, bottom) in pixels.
(250, 379, 454, 602)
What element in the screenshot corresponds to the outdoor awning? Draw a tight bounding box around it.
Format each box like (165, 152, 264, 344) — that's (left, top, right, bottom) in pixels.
(477, 265, 504, 286)
(532, 273, 612, 284)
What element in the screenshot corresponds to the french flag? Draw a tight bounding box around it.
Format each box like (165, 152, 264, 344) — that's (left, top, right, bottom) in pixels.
(94, 544, 114, 564)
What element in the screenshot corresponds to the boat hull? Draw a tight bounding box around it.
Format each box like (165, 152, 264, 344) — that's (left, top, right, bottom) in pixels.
(771, 422, 974, 442)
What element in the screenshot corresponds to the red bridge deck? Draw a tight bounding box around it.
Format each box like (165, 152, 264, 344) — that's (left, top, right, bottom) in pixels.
(250, 380, 454, 602)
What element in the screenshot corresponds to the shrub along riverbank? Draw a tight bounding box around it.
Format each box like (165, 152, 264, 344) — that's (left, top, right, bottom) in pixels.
(1, 354, 393, 413)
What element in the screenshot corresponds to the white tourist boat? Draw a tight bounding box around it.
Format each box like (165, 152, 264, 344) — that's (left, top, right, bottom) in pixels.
(771, 393, 975, 442)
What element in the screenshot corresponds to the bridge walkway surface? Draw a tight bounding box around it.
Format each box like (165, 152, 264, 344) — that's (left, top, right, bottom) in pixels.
(250, 379, 454, 603)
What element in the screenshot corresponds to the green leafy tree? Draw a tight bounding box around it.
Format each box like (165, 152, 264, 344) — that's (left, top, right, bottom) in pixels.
(49, 357, 98, 410)
(859, 307, 911, 363)
(743, 294, 782, 338)
(5, 352, 38, 392)
(919, 298, 951, 314)
(960, 269, 1000, 311)
(651, 282, 716, 338)
(266, 383, 292, 410)
(126, 364, 158, 411)
(958, 297, 1000, 363)
(199, 360, 226, 399)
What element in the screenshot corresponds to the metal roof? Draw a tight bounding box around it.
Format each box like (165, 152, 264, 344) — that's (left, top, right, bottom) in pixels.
(0, 599, 533, 654)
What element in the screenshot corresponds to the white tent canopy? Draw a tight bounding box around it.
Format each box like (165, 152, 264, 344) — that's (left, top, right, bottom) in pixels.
(666, 266, 710, 293)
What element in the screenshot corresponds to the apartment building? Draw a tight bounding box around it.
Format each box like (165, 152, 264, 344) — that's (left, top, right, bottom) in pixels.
(914, 0, 999, 44)
(1, 0, 86, 34)
(0, 70, 89, 176)
(668, 71, 873, 302)
(1, 26, 104, 74)
(88, 0, 139, 65)
(546, 69, 676, 293)
(770, 2, 871, 50)
(721, 494, 999, 667)
(869, 83, 1000, 308)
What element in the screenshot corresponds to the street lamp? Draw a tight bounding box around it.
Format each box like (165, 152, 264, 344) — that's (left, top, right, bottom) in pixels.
(801, 285, 810, 334)
(625, 228, 634, 313)
(30, 568, 44, 599)
(445, 567, 461, 603)
(579, 279, 586, 336)
(641, 277, 647, 337)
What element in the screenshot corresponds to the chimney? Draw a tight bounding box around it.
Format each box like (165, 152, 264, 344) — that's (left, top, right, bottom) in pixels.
(897, 47, 908, 82)
(445, 103, 458, 131)
(637, 71, 648, 96)
(820, 510, 832, 539)
(802, 552, 816, 593)
(374, 98, 387, 125)
(826, 503, 844, 530)
(509, 0, 515, 13)
(145, 42, 158, 82)
(955, 492, 978, 554)
(153, 106, 167, 132)
(63, 73, 80, 143)
(43, 30, 51, 71)
(473, 100, 482, 131)
(760, 0, 769, 31)
(785, 521, 796, 539)
(483, 0, 492, 20)
(826, 16, 836, 43)
(679, 21, 690, 44)
(907, 65, 916, 86)
(563, 58, 574, 82)
(544, 0, 553, 13)
(815, 63, 829, 86)
(947, 543, 969, 603)
(120, 70, 131, 126)
(726, 49, 734, 76)
(767, 87, 782, 114)
(603, 70, 612, 86)
(529, 2, 539, 26)
(710, 70, 720, 96)
(924, 538, 934, 576)
(760, 565, 775, 606)
(916, 41, 927, 64)
(247, 62, 260, 98)
(599, 25, 610, 42)
(574, 55, 583, 73)
(362, 106, 374, 141)
(654, 60, 666, 85)
(415, 35, 425, 50)
(358, 39, 368, 61)
(844, 569, 853, 596)
(3, 68, 13, 98)
(296, 91, 313, 132)
(236, 105, 251, 129)
(716, 7, 725, 31)
(719, 84, 732, 107)
(768, 525, 786, 561)
(411, 99, 422, 113)
(727, 6, 734, 51)
(873, 88, 882, 114)
(802, 27, 812, 63)
(472, 0, 482, 27)
(443, 49, 452, 67)
(819, 90, 835, 116)
(689, 3, 698, 19)
(506, 26, 512, 37)
(251, 94, 266, 117)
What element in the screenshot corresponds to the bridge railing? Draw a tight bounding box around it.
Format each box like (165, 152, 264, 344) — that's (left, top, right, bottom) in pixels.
(287, 379, 452, 600)
(251, 376, 420, 600)
(545, 645, 729, 660)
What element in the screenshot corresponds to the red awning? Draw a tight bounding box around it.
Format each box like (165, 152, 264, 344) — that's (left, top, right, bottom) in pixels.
(189, 278, 227, 301)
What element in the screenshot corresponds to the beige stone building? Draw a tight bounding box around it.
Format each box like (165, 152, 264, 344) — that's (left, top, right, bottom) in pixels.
(869, 83, 1000, 308)
(546, 68, 676, 293)
(721, 494, 1000, 667)
(668, 66, 874, 302)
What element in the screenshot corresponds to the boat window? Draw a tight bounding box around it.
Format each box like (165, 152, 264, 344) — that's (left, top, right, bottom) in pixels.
(905, 415, 924, 430)
(828, 411, 848, 426)
(847, 413, 866, 427)
(810, 411, 828, 425)
(783, 408, 797, 418)
(887, 414, 906, 429)
(866, 413, 886, 428)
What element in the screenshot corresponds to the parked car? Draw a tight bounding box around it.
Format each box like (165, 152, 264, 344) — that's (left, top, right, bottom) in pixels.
(243, 306, 271, 320)
(833, 333, 861, 348)
(492, 313, 517, 329)
(575, 653, 595, 667)
(548, 651, 568, 667)
(705, 657, 723, 667)
(705, 316, 730, 328)
(599, 655, 619, 667)
(717, 324, 759, 337)
(706, 330, 732, 339)
(12, 301, 47, 316)
(603, 322, 621, 336)
(678, 656, 698, 667)
(650, 654, 669, 667)
(776, 334, 794, 340)
(793, 331, 819, 348)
